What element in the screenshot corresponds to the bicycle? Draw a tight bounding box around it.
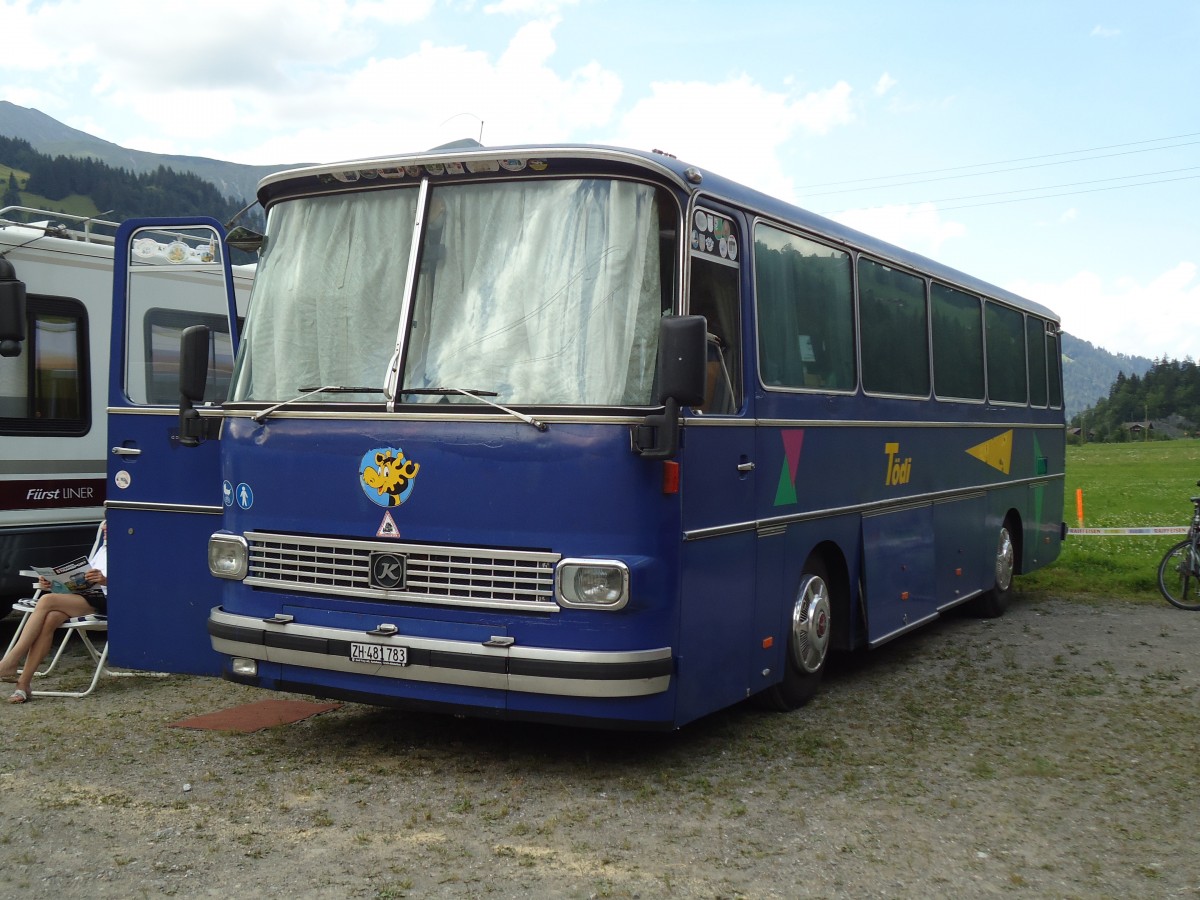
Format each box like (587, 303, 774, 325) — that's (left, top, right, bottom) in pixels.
(1157, 481, 1200, 610)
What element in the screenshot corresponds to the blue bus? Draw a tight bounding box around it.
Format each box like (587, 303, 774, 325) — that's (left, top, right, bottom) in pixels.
(103, 143, 1065, 729)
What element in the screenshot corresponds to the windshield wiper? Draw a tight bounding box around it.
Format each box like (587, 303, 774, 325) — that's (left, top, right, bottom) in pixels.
(252, 385, 384, 424)
(400, 387, 548, 432)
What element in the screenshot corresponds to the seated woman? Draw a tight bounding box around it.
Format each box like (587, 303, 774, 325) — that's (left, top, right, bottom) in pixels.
(2, 523, 107, 703)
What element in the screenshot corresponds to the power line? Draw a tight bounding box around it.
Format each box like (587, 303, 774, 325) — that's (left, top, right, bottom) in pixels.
(799, 131, 1200, 195)
(935, 172, 1200, 212)
(834, 164, 1200, 211)
(826, 171, 1200, 215)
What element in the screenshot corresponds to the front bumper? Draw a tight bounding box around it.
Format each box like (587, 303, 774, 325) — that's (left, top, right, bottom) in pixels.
(207, 606, 673, 699)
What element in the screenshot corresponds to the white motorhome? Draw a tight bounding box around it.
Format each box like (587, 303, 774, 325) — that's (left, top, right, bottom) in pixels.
(0, 207, 253, 600)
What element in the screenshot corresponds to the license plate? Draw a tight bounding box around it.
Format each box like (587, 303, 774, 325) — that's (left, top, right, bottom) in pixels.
(349, 642, 409, 666)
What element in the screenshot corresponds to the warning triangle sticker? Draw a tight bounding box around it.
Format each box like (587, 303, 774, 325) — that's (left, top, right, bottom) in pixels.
(966, 430, 1013, 475)
(377, 511, 400, 538)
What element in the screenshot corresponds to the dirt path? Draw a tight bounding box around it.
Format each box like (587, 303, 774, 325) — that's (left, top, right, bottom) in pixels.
(1, 594, 1198, 898)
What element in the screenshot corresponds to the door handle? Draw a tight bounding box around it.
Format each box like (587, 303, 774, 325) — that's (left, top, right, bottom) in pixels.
(111, 446, 142, 457)
(736, 461, 755, 473)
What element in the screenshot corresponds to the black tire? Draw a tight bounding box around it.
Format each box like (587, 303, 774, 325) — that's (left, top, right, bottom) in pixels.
(970, 522, 1015, 618)
(1158, 539, 1200, 610)
(754, 561, 833, 711)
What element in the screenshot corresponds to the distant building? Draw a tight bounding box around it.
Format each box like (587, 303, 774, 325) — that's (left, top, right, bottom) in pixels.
(1120, 415, 1197, 439)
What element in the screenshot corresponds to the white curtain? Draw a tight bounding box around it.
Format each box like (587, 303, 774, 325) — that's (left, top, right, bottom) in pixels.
(233, 178, 665, 406)
(404, 179, 664, 405)
(233, 190, 416, 400)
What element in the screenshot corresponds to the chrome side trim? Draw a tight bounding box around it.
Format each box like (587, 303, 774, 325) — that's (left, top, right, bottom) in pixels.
(751, 418, 1067, 430)
(208, 607, 673, 698)
(105, 501, 224, 515)
(108, 406, 187, 417)
(686, 474, 1065, 542)
(867, 610, 941, 648)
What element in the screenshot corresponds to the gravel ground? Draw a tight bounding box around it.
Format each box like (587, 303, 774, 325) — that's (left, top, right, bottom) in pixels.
(1, 593, 1198, 899)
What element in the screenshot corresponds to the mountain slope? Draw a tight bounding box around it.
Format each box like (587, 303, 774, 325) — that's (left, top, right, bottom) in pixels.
(0, 100, 299, 202)
(1061, 333, 1154, 420)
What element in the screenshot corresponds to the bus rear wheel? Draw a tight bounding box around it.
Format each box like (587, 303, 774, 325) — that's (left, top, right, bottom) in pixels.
(756, 564, 833, 711)
(971, 522, 1015, 618)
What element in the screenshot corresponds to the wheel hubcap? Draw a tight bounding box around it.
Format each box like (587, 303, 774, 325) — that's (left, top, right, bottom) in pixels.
(995, 528, 1014, 592)
(790, 575, 831, 674)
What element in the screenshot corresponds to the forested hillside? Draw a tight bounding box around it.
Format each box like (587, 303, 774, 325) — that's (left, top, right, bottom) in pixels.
(1071, 357, 1199, 441)
(0, 135, 254, 226)
(1061, 333, 1153, 421)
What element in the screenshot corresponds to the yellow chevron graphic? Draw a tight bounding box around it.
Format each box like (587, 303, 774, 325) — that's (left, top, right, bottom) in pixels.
(966, 430, 1013, 475)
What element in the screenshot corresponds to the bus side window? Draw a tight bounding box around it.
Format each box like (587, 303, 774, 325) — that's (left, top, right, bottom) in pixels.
(690, 256, 741, 413)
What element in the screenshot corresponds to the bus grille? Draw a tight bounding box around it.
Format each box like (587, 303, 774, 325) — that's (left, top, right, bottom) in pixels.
(243, 531, 560, 612)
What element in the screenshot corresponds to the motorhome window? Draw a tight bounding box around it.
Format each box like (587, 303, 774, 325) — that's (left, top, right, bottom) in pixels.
(402, 179, 673, 406)
(858, 259, 929, 397)
(1026, 315, 1048, 408)
(754, 224, 854, 392)
(0, 296, 89, 435)
(144, 310, 234, 404)
(931, 283, 984, 400)
(232, 188, 419, 402)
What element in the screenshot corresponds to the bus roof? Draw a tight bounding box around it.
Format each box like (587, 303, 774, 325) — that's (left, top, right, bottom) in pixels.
(256, 143, 1058, 323)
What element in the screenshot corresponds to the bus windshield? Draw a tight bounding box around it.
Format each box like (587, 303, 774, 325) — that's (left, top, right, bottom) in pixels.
(231, 178, 675, 406)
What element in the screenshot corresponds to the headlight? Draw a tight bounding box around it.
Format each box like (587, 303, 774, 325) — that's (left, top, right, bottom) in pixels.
(556, 560, 629, 610)
(208, 533, 248, 580)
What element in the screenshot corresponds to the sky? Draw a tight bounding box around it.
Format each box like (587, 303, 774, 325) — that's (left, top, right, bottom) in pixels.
(2, 0, 1198, 361)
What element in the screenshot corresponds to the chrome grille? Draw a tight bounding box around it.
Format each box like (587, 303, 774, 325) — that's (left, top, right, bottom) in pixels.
(244, 531, 560, 612)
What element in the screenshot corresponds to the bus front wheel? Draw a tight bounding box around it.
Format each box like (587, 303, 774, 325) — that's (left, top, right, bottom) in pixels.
(756, 564, 833, 711)
(971, 522, 1015, 618)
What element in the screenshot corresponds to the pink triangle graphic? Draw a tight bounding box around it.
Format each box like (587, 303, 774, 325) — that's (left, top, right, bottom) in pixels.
(781, 429, 805, 481)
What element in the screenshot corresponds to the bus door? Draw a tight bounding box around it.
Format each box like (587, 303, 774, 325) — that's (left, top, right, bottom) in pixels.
(105, 218, 240, 674)
(677, 206, 758, 716)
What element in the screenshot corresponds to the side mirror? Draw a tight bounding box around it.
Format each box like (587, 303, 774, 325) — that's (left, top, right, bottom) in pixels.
(632, 315, 707, 459)
(0, 257, 27, 357)
(657, 314, 707, 407)
(225, 226, 265, 254)
(178, 325, 214, 447)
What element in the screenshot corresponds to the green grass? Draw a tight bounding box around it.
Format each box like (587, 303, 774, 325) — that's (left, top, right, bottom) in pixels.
(1018, 440, 1200, 601)
(1, 164, 101, 219)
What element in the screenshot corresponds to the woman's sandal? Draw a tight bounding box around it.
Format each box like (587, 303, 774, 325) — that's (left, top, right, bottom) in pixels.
(7, 689, 29, 704)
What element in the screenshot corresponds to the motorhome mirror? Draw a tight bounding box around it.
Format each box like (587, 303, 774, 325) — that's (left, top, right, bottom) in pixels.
(0, 256, 27, 347)
(179, 324, 211, 404)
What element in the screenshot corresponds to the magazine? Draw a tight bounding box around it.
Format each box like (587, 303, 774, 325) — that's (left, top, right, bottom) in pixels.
(31, 556, 94, 594)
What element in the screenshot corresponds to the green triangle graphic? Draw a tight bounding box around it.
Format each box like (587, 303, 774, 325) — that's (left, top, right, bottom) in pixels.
(774, 460, 797, 506)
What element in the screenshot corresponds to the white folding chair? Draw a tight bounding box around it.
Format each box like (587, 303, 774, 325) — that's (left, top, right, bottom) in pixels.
(4, 522, 127, 698)
(29, 613, 111, 698)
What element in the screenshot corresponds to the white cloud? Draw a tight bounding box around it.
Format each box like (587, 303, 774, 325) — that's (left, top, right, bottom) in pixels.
(484, 0, 580, 13)
(613, 76, 853, 201)
(1011, 263, 1200, 360)
(832, 203, 967, 258)
(1090, 25, 1121, 38)
(0, 1, 622, 163)
(874, 73, 897, 96)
